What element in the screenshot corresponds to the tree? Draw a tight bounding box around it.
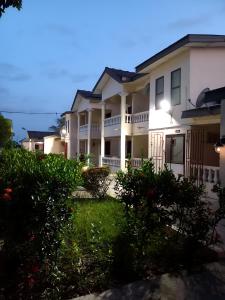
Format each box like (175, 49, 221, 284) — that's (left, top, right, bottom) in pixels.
(0, 114, 12, 147)
(49, 117, 65, 134)
(0, 0, 22, 17)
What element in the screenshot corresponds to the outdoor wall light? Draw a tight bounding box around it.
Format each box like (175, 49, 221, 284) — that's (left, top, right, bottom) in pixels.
(160, 99, 171, 112)
(61, 128, 66, 136)
(214, 137, 225, 154)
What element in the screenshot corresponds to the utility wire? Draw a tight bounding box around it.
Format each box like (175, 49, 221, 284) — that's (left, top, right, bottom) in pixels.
(0, 111, 61, 115)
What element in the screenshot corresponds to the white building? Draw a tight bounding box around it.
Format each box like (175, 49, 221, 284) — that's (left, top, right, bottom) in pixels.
(62, 34, 225, 197)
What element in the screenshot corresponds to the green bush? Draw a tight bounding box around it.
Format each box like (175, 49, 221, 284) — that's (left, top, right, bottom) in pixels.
(0, 149, 82, 299)
(115, 159, 213, 270)
(82, 167, 111, 199)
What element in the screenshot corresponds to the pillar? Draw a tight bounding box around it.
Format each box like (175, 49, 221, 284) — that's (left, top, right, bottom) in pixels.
(100, 102, 105, 166)
(77, 112, 80, 157)
(120, 92, 127, 170)
(87, 110, 92, 165)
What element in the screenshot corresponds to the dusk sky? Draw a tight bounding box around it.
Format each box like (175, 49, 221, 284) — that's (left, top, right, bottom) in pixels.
(1, 0, 225, 141)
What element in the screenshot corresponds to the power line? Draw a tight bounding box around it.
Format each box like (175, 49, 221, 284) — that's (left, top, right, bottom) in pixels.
(0, 111, 62, 115)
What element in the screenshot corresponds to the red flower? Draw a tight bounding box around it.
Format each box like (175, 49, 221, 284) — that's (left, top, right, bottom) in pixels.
(2, 193, 12, 201)
(146, 188, 156, 199)
(4, 188, 12, 194)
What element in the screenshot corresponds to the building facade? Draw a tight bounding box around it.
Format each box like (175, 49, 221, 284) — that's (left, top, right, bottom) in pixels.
(62, 34, 225, 198)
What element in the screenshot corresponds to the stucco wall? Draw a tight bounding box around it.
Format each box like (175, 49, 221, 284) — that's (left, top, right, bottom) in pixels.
(44, 136, 64, 154)
(149, 50, 190, 130)
(190, 48, 225, 106)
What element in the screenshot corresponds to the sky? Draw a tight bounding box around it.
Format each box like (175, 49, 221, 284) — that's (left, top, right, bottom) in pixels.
(1, 0, 225, 141)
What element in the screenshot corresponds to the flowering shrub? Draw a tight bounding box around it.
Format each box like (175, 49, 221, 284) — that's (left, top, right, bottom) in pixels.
(115, 160, 214, 270)
(0, 149, 82, 299)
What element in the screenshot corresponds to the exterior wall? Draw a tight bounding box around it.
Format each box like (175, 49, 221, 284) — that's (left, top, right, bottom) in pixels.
(149, 50, 190, 130)
(190, 48, 225, 107)
(133, 135, 148, 158)
(44, 136, 64, 154)
(220, 99, 225, 187)
(132, 90, 149, 114)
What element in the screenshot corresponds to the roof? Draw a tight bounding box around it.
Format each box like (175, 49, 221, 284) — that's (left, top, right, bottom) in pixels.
(27, 131, 56, 140)
(136, 34, 225, 72)
(93, 67, 147, 92)
(181, 105, 220, 119)
(70, 89, 101, 111)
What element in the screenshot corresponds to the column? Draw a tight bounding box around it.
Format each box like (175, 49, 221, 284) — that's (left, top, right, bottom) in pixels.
(87, 110, 92, 165)
(220, 99, 225, 187)
(100, 102, 105, 166)
(77, 112, 80, 157)
(120, 92, 127, 170)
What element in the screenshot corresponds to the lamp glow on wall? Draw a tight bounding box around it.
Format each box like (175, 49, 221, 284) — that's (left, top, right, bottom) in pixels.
(60, 127, 66, 136)
(214, 137, 225, 154)
(160, 99, 171, 112)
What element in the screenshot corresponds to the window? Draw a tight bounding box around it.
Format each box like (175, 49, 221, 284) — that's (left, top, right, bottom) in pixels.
(105, 141, 111, 156)
(165, 135, 184, 164)
(35, 144, 40, 150)
(67, 120, 70, 133)
(105, 112, 111, 119)
(155, 76, 164, 109)
(171, 68, 181, 106)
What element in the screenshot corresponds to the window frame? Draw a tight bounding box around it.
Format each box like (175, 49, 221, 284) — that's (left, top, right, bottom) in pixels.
(171, 68, 181, 106)
(155, 76, 164, 110)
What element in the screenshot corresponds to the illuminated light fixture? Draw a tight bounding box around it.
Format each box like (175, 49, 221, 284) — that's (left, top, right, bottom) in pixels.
(160, 99, 171, 112)
(61, 128, 66, 136)
(214, 137, 225, 154)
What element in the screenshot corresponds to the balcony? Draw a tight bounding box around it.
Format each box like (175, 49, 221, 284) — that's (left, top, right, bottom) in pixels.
(79, 123, 101, 139)
(104, 111, 149, 137)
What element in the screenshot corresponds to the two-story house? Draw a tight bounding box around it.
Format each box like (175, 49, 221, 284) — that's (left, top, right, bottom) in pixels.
(62, 34, 225, 197)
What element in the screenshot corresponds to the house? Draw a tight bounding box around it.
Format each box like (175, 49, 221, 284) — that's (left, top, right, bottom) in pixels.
(62, 34, 225, 197)
(21, 130, 56, 152)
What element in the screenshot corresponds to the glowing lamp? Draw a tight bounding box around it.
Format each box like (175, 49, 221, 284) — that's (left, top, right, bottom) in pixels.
(160, 99, 171, 112)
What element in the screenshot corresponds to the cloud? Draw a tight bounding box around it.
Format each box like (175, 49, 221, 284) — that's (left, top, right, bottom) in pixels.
(45, 67, 90, 83)
(0, 63, 31, 81)
(167, 15, 210, 30)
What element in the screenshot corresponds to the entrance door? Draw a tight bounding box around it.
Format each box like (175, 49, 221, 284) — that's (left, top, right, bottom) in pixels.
(165, 134, 185, 176)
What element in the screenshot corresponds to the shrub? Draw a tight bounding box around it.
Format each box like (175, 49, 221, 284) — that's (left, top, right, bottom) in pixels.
(115, 159, 213, 270)
(82, 167, 111, 199)
(0, 149, 82, 299)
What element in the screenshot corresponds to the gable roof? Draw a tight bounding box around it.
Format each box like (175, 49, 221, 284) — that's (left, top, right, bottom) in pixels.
(93, 67, 147, 92)
(27, 131, 56, 140)
(71, 89, 101, 111)
(136, 34, 225, 72)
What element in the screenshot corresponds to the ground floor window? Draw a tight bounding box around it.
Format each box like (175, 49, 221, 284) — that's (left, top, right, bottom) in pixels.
(165, 134, 184, 164)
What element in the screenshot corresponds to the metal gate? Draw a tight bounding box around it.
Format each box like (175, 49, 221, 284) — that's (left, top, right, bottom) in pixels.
(185, 128, 205, 185)
(150, 132, 164, 172)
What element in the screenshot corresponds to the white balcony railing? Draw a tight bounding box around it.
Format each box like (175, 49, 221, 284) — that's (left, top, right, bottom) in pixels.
(102, 157, 121, 167)
(131, 111, 149, 123)
(130, 158, 148, 168)
(104, 115, 121, 127)
(79, 124, 101, 136)
(104, 111, 149, 127)
(79, 124, 88, 134)
(190, 165, 220, 184)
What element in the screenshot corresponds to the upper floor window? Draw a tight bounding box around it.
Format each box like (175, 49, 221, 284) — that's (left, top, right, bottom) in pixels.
(155, 76, 164, 109)
(171, 68, 181, 106)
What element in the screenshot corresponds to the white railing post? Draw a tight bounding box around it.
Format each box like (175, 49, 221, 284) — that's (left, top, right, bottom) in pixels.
(77, 112, 80, 156)
(120, 92, 127, 170)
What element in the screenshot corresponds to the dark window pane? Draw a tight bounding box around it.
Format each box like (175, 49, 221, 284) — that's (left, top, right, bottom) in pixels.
(171, 69, 181, 105)
(165, 135, 184, 164)
(171, 88, 181, 106)
(155, 76, 164, 110)
(105, 141, 110, 156)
